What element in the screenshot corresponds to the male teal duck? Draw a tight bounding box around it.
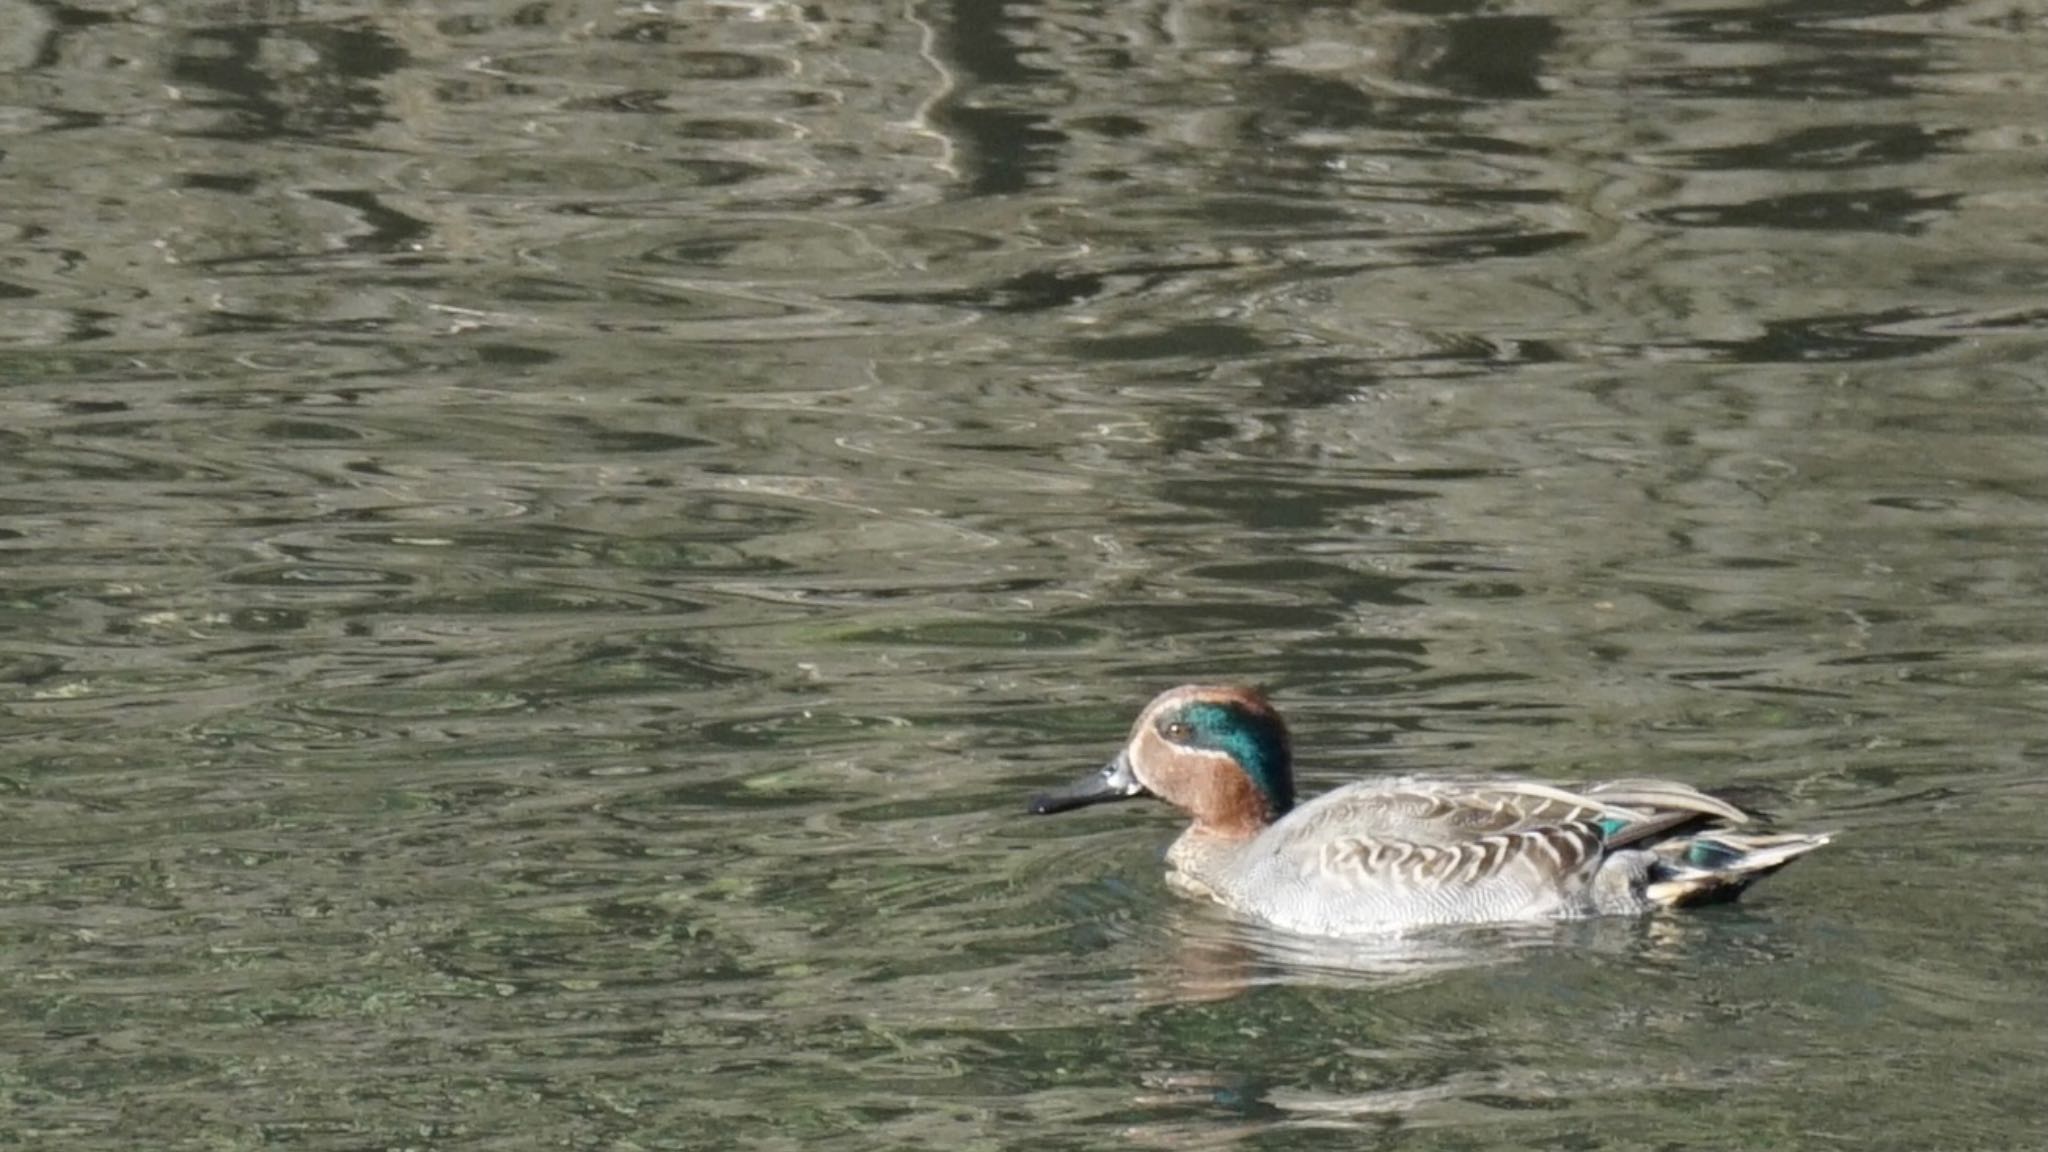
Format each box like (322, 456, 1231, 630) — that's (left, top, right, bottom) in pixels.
(1030, 684, 1831, 938)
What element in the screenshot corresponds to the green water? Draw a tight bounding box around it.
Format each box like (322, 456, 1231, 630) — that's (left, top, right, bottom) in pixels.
(3, 1, 2046, 1148)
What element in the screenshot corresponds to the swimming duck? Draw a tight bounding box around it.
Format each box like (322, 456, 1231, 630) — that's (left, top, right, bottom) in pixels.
(1030, 684, 1831, 937)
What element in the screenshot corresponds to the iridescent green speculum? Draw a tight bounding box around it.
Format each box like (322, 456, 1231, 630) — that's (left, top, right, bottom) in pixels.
(1168, 700, 1295, 816)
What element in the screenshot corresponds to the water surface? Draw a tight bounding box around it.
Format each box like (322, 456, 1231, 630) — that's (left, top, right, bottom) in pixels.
(2, 1, 2046, 1148)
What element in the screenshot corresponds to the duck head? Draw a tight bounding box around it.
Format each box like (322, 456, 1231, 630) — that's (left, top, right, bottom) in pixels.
(1029, 684, 1294, 838)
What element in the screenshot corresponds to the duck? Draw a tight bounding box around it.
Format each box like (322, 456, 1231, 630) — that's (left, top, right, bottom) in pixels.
(1029, 684, 1832, 937)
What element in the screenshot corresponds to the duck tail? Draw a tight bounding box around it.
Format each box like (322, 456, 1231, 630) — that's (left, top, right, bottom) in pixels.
(1642, 831, 1834, 908)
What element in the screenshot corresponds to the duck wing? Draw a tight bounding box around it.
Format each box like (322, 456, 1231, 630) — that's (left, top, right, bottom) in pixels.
(1317, 817, 1610, 891)
(1287, 778, 1735, 840)
(1275, 778, 1756, 891)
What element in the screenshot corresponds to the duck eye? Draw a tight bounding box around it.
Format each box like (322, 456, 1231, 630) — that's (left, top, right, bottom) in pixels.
(1162, 720, 1192, 741)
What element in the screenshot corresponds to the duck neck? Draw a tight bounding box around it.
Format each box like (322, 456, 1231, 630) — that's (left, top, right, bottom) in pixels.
(1183, 761, 1280, 839)
(1166, 825, 1259, 901)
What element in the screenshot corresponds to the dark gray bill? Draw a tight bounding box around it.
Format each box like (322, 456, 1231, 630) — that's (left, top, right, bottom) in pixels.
(1029, 752, 1146, 815)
